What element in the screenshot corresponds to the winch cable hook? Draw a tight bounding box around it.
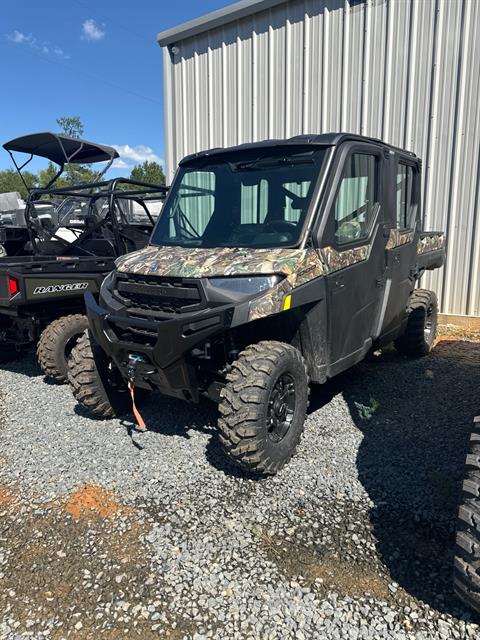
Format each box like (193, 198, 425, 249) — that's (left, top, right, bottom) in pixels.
(127, 356, 147, 432)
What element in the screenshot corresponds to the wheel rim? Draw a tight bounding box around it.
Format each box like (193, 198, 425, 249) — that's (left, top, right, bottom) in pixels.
(424, 304, 435, 343)
(267, 373, 296, 443)
(64, 333, 82, 363)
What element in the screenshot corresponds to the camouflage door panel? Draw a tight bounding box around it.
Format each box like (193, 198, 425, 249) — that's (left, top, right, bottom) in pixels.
(417, 233, 445, 254)
(386, 229, 415, 250)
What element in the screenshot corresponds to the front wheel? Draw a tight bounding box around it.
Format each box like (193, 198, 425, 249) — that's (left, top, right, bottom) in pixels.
(218, 341, 309, 475)
(68, 331, 133, 418)
(394, 289, 438, 357)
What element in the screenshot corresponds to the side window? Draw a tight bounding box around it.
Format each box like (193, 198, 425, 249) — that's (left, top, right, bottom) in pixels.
(334, 153, 378, 244)
(396, 163, 415, 229)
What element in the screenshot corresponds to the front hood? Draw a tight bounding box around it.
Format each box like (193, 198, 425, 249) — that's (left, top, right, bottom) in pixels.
(115, 245, 318, 281)
(114, 243, 370, 322)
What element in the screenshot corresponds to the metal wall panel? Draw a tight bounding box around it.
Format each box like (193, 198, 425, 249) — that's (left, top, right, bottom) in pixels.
(162, 0, 480, 316)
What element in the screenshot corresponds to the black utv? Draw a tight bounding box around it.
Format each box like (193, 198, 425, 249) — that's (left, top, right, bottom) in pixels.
(0, 132, 166, 381)
(68, 133, 445, 474)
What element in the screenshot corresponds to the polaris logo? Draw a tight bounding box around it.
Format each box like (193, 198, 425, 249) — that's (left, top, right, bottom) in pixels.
(32, 282, 90, 295)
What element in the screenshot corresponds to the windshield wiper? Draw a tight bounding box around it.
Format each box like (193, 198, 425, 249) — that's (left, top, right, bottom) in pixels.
(233, 156, 314, 171)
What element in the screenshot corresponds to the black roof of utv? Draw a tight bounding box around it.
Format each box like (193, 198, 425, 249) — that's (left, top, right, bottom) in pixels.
(3, 132, 119, 165)
(179, 132, 418, 165)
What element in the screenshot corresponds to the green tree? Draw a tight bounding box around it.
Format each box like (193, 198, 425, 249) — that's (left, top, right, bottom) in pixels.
(129, 161, 166, 186)
(0, 168, 37, 199)
(37, 163, 68, 189)
(56, 116, 84, 139)
(55, 116, 97, 185)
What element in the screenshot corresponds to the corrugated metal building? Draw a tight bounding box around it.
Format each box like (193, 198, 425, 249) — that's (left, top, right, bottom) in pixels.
(157, 0, 480, 317)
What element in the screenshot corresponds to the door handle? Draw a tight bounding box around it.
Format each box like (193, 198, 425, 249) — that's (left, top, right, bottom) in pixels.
(334, 275, 345, 289)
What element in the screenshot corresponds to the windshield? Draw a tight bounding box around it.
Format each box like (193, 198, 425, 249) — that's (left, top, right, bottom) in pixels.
(151, 147, 326, 248)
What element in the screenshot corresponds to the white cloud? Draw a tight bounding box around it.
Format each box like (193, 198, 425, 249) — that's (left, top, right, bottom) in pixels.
(112, 159, 129, 170)
(112, 144, 162, 165)
(5, 30, 70, 59)
(82, 19, 105, 42)
(9, 30, 29, 44)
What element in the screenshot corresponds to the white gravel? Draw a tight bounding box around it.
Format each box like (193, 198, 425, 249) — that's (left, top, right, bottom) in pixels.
(0, 342, 479, 639)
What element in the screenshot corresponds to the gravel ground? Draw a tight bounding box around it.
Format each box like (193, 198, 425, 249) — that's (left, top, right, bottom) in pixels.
(0, 339, 480, 639)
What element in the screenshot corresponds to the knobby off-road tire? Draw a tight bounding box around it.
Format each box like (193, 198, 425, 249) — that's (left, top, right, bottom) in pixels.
(218, 341, 309, 475)
(37, 314, 89, 383)
(394, 289, 438, 357)
(454, 417, 480, 613)
(68, 331, 132, 418)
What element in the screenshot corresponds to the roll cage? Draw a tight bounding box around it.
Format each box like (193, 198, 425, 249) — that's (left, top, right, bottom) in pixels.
(24, 178, 168, 258)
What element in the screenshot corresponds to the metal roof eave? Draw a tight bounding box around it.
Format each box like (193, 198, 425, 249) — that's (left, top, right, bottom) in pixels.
(157, 0, 287, 47)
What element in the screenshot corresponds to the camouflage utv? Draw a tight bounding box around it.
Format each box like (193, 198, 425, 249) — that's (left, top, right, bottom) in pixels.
(68, 133, 445, 474)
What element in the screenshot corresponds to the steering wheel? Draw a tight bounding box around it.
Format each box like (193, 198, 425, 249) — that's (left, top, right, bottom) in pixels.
(263, 220, 297, 233)
(336, 220, 362, 242)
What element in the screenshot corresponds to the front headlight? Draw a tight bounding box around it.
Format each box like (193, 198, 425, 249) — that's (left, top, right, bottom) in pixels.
(208, 275, 282, 295)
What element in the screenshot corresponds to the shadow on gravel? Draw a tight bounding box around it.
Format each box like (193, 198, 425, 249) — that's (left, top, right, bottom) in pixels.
(110, 393, 259, 479)
(0, 351, 40, 379)
(332, 340, 480, 619)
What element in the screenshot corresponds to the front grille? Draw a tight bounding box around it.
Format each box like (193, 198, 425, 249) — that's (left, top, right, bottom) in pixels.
(109, 323, 158, 347)
(113, 273, 204, 316)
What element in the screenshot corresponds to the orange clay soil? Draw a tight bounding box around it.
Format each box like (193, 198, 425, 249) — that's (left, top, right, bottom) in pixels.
(0, 482, 16, 505)
(64, 483, 130, 521)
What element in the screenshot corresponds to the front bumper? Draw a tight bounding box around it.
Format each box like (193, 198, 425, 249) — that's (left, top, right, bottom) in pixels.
(85, 292, 234, 402)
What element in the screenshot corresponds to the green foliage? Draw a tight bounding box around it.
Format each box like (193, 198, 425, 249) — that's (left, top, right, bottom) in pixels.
(129, 161, 166, 186)
(56, 116, 84, 139)
(55, 116, 97, 185)
(354, 397, 381, 421)
(37, 163, 67, 189)
(64, 164, 99, 186)
(0, 168, 37, 200)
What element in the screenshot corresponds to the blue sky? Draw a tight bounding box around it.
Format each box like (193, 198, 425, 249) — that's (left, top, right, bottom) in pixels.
(0, 0, 233, 177)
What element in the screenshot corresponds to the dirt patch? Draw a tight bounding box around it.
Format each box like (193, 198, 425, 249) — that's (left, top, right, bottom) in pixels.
(0, 482, 183, 638)
(64, 483, 130, 521)
(302, 555, 390, 599)
(433, 338, 480, 364)
(0, 482, 16, 506)
(253, 500, 397, 602)
(437, 323, 480, 342)
(258, 532, 391, 600)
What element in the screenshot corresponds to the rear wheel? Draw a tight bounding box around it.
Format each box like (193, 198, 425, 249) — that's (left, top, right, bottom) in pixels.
(454, 417, 480, 612)
(394, 289, 438, 357)
(68, 331, 133, 418)
(218, 341, 309, 475)
(37, 314, 89, 383)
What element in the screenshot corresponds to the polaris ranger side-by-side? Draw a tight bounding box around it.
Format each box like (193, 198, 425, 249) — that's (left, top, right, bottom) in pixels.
(0, 132, 167, 381)
(68, 133, 445, 474)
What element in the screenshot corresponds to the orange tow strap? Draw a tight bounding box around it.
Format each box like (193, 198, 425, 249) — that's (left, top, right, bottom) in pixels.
(128, 381, 147, 431)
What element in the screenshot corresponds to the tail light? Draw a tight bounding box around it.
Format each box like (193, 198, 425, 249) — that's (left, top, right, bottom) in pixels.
(8, 276, 19, 298)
